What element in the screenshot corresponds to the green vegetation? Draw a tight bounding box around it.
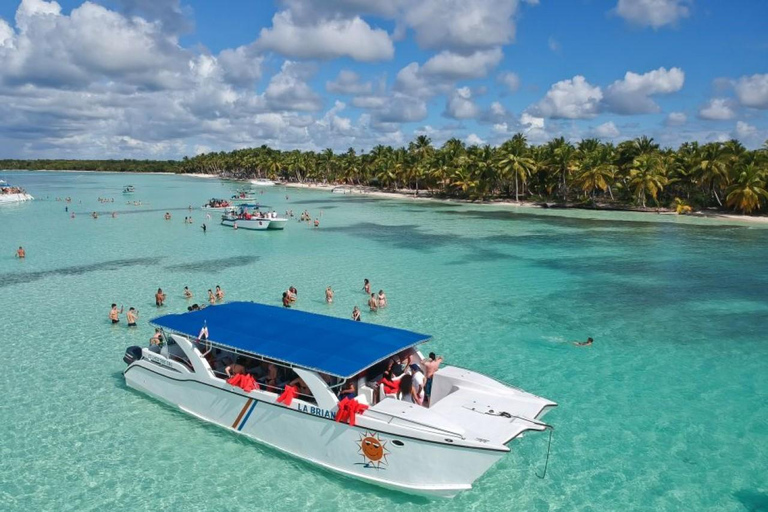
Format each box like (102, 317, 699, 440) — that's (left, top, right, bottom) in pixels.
(3, 135, 768, 214)
(178, 135, 768, 214)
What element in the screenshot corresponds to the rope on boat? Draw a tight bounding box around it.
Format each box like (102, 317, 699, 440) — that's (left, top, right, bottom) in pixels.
(536, 427, 553, 479)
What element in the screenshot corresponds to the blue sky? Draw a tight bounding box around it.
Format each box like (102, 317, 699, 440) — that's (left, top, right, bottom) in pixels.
(0, 0, 766, 159)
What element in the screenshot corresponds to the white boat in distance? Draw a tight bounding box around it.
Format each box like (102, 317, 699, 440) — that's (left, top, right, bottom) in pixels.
(249, 178, 276, 187)
(230, 192, 257, 203)
(122, 302, 556, 497)
(0, 180, 34, 203)
(221, 204, 288, 230)
(123, 185, 135, 194)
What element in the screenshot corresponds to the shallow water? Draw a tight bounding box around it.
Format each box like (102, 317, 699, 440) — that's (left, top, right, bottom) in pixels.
(1, 171, 766, 512)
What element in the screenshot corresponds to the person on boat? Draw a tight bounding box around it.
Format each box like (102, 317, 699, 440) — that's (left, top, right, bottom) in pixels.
(421, 352, 443, 406)
(352, 306, 361, 321)
(338, 381, 356, 401)
(149, 328, 164, 346)
(225, 360, 246, 378)
(574, 337, 594, 346)
(289, 376, 312, 399)
(377, 369, 400, 398)
(263, 362, 278, 390)
(183, 286, 193, 299)
(397, 374, 421, 405)
(368, 293, 378, 312)
(16, 246, 25, 258)
(325, 286, 334, 304)
(282, 292, 291, 308)
(363, 279, 371, 294)
(155, 288, 166, 307)
(197, 324, 209, 342)
(409, 363, 426, 404)
(126, 307, 138, 327)
(215, 285, 225, 301)
(377, 290, 387, 308)
(109, 304, 123, 324)
(208, 289, 216, 305)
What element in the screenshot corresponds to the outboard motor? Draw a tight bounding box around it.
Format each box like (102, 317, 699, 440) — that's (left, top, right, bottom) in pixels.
(123, 345, 143, 365)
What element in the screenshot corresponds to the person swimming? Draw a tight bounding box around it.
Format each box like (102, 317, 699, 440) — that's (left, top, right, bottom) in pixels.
(183, 286, 193, 299)
(574, 337, 594, 346)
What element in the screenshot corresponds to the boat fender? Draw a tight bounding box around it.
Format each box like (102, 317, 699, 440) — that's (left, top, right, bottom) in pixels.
(123, 346, 143, 365)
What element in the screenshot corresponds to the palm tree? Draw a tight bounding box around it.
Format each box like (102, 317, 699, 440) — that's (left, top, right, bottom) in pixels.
(725, 163, 768, 214)
(628, 154, 668, 208)
(546, 137, 579, 200)
(497, 134, 535, 202)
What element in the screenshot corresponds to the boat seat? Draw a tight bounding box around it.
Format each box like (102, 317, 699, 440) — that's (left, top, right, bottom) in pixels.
(359, 384, 374, 404)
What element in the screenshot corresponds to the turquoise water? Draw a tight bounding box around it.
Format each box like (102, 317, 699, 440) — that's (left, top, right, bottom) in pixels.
(1, 170, 766, 512)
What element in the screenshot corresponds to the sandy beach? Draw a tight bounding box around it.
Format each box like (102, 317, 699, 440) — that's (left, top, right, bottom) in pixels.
(281, 182, 768, 225)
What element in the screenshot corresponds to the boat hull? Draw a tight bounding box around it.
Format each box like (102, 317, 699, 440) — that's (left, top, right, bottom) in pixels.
(249, 179, 275, 187)
(221, 217, 271, 230)
(267, 218, 288, 230)
(0, 193, 34, 203)
(124, 362, 505, 497)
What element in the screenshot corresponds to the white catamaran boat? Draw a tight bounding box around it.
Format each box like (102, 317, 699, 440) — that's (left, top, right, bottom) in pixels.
(220, 204, 287, 230)
(0, 180, 34, 204)
(122, 303, 556, 497)
(249, 178, 276, 187)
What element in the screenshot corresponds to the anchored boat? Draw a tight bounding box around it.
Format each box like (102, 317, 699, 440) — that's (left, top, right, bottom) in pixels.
(122, 302, 556, 497)
(221, 204, 287, 230)
(249, 178, 276, 187)
(201, 198, 233, 211)
(123, 185, 135, 194)
(0, 180, 34, 203)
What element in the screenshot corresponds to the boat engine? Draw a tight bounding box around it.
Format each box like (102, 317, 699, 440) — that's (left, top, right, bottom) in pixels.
(123, 346, 143, 365)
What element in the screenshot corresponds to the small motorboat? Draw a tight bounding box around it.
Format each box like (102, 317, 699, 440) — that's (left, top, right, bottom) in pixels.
(249, 178, 276, 187)
(123, 185, 135, 194)
(230, 192, 257, 203)
(221, 204, 272, 230)
(0, 181, 34, 203)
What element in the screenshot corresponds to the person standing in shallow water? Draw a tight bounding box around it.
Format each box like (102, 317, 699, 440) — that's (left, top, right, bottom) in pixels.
(377, 290, 387, 308)
(215, 285, 225, 301)
(16, 246, 25, 258)
(208, 289, 216, 305)
(368, 293, 378, 312)
(183, 286, 193, 299)
(109, 304, 123, 324)
(363, 279, 371, 294)
(155, 288, 166, 307)
(126, 307, 138, 327)
(352, 306, 361, 321)
(325, 286, 334, 303)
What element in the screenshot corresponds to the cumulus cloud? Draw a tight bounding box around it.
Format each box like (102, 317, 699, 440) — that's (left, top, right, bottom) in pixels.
(466, 133, 486, 146)
(445, 87, 480, 119)
(113, 0, 193, 34)
(529, 75, 602, 119)
(497, 71, 520, 92)
(257, 10, 394, 62)
(603, 67, 684, 114)
(614, 0, 690, 29)
(404, 0, 525, 52)
(733, 73, 768, 109)
(326, 70, 372, 95)
(698, 98, 736, 121)
(519, 112, 549, 143)
(665, 111, 687, 126)
(264, 61, 323, 111)
(376, 93, 427, 123)
(735, 120, 757, 138)
(593, 121, 620, 138)
(422, 48, 503, 80)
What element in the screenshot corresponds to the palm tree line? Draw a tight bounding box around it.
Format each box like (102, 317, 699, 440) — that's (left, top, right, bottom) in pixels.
(179, 135, 768, 215)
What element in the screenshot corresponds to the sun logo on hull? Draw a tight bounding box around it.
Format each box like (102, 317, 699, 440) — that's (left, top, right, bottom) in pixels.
(358, 432, 389, 468)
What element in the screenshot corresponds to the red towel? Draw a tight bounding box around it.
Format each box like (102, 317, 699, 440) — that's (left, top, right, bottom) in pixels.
(227, 374, 259, 393)
(277, 385, 298, 406)
(380, 378, 400, 395)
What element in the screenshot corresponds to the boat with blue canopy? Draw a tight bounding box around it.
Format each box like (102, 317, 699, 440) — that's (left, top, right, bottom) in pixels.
(122, 302, 556, 497)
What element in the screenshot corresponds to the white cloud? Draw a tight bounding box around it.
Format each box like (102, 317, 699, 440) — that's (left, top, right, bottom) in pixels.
(422, 48, 503, 80)
(257, 10, 394, 62)
(264, 61, 323, 112)
(698, 98, 736, 121)
(404, 0, 524, 52)
(519, 112, 549, 143)
(665, 111, 687, 126)
(445, 87, 480, 119)
(497, 71, 520, 92)
(530, 75, 603, 119)
(733, 74, 768, 109)
(376, 93, 427, 123)
(735, 121, 756, 138)
(615, 0, 690, 29)
(593, 121, 620, 138)
(326, 70, 372, 95)
(217, 45, 263, 87)
(603, 66, 684, 114)
(466, 133, 486, 145)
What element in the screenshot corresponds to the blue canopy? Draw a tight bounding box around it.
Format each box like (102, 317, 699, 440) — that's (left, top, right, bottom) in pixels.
(151, 302, 430, 378)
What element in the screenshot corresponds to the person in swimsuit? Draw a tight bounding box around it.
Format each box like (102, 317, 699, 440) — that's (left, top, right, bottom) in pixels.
(325, 286, 334, 304)
(225, 361, 246, 377)
(16, 246, 25, 258)
(574, 337, 594, 346)
(164, 212, 171, 220)
(282, 292, 291, 308)
(155, 288, 166, 307)
(338, 381, 356, 401)
(377, 290, 387, 308)
(126, 307, 138, 327)
(368, 293, 378, 312)
(363, 279, 371, 294)
(149, 328, 164, 346)
(109, 304, 123, 324)
(314, 218, 319, 228)
(421, 352, 443, 407)
(208, 289, 216, 305)
(215, 285, 224, 301)
(201, 223, 207, 233)
(183, 286, 193, 299)
(352, 306, 361, 321)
